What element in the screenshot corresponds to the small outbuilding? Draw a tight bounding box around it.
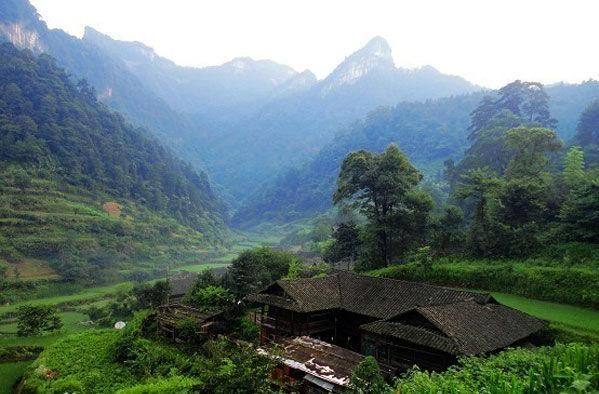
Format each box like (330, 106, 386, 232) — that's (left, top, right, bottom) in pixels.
(156, 303, 220, 341)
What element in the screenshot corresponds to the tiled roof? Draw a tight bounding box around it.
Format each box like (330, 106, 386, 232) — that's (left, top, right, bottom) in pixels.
(412, 301, 546, 354)
(247, 271, 489, 319)
(337, 271, 490, 319)
(169, 271, 198, 297)
(248, 271, 545, 356)
(363, 301, 545, 355)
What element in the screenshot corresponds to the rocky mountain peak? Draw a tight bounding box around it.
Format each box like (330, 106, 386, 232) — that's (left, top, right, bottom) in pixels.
(361, 36, 393, 59)
(321, 36, 395, 94)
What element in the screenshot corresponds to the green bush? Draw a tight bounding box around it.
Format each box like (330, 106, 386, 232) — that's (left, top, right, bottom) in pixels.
(115, 375, 201, 393)
(15, 304, 62, 336)
(370, 258, 599, 308)
(23, 325, 278, 393)
(395, 343, 599, 393)
(184, 285, 234, 313)
(349, 356, 392, 393)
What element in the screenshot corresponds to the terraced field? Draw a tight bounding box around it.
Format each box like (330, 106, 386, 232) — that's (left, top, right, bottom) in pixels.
(0, 175, 216, 285)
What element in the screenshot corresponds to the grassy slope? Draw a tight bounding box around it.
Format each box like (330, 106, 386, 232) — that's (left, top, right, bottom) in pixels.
(0, 361, 31, 394)
(492, 292, 599, 332)
(491, 292, 599, 342)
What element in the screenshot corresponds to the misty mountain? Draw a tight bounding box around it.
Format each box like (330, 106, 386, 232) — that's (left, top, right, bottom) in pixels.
(0, 0, 484, 205)
(202, 36, 481, 200)
(233, 80, 599, 227)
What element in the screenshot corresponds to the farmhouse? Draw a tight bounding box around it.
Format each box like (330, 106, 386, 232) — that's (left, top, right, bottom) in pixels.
(247, 271, 545, 373)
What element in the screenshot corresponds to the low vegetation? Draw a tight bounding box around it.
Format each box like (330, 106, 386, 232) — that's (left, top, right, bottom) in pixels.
(369, 252, 599, 308)
(22, 313, 276, 393)
(395, 343, 599, 393)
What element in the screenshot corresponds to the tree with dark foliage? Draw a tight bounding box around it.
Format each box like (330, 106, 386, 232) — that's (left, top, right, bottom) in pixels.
(225, 247, 298, 297)
(334, 145, 431, 267)
(323, 222, 362, 268)
(16, 305, 62, 336)
(572, 100, 599, 167)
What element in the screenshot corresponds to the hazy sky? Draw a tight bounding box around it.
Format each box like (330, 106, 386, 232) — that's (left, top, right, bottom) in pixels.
(30, 0, 598, 88)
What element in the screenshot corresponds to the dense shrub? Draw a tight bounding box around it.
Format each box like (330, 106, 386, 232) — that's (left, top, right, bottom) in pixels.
(370, 258, 599, 308)
(15, 304, 62, 336)
(193, 339, 277, 393)
(23, 311, 275, 393)
(184, 285, 234, 313)
(349, 356, 392, 393)
(395, 343, 599, 393)
(115, 375, 201, 393)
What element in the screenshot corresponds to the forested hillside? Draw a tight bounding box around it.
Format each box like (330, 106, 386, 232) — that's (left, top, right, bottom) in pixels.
(0, 0, 210, 176)
(232, 93, 484, 226)
(0, 43, 227, 280)
(234, 80, 599, 227)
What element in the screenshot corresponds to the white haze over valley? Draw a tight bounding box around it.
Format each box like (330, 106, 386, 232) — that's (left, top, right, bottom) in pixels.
(30, 0, 599, 88)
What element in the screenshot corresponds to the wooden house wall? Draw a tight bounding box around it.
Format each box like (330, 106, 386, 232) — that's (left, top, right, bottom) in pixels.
(335, 311, 377, 352)
(259, 306, 336, 342)
(361, 333, 455, 372)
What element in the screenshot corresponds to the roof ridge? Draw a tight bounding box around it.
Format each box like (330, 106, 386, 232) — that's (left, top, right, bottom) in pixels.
(411, 307, 459, 344)
(415, 298, 481, 310)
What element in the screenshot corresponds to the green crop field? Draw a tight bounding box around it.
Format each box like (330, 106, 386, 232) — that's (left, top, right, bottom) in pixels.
(0, 282, 133, 317)
(0, 311, 92, 391)
(0, 312, 90, 348)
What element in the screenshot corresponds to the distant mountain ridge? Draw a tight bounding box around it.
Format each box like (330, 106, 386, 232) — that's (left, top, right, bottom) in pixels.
(83, 26, 306, 123)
